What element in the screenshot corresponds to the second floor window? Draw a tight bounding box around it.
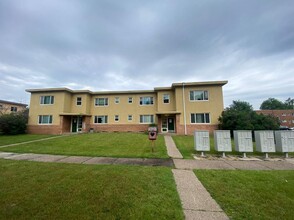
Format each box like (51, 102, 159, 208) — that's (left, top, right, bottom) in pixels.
(95, 98, 108, 106)
(140, 96, 154, 105)
(115, 97, 120, 104)
(76, 97, 82, 105)
(11, 106, 17, 112)
(128, 97, 133, 104)
(190, 90, 208, 101)
(40, 96, 54, 104)
(163, 94, 170, 104)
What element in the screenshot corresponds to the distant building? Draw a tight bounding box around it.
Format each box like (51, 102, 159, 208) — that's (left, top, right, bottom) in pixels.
(255, 110, 294, 128)
(26, 81, 227, 135)
(0, 100, 28, 114)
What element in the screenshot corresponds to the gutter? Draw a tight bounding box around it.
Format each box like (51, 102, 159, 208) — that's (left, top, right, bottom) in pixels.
(182, 82, 187, 135)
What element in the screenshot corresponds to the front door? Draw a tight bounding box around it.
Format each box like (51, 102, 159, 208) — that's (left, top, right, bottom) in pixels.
(168, 117, 175, 132)
(71, 116, 83, 133)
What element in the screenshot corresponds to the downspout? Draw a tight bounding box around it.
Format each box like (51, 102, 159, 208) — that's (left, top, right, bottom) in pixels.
(182, 82, 187, 135)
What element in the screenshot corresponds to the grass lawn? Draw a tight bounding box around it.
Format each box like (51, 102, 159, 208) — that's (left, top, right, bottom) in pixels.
(195, 170, 294, 220)
(0, 133, 168, 158)
(0, 159, 184, 219)
(0, 134, 53, 146)
(172, 135, 292, 159)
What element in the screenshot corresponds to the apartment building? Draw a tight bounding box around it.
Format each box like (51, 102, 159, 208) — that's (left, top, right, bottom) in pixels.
(255, 109, 294, 129)
(0, 100, 28, 114)
(26, 81, 227, 135)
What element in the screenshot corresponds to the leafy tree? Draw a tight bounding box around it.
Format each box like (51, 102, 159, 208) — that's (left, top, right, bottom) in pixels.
(260, 98, 286, 110)
(284, 98, 294, 109)
(219, 100, 280, 133)
(0, 111, 28, 135)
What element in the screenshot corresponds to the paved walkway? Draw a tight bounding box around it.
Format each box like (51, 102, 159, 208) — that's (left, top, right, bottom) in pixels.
(164, 135, 183, 158)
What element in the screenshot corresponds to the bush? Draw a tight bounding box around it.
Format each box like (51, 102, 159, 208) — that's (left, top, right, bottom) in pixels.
(0, 112, 28, 135)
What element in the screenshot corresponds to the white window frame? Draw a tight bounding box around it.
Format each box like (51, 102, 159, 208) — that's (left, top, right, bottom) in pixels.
(40, 96, 54, 105)
(191, 113, 210, 124)
(140, 115, 154, 124)
(114, 115, 119, 122)
(95, 98, 108, 106)
(163, 94, 170, 104)
(76, 97, 82, 106)
(94, 115, 108, 124)
(128, 115, 133, 121)
(115, 97, 120, 104)
(128, 97, 133, 104)
(140, 96, 154, 105)
(189, 90, 209, 101)
(38, 115, 53, 124)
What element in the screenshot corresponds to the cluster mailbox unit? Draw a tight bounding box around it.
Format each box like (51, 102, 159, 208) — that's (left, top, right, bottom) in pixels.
(275, 131, 294, 158)
(254, 131, 275, 158)
(214, 130, 232, 157)
(234, 130, 253, 158)
(194, 131, 210, 156)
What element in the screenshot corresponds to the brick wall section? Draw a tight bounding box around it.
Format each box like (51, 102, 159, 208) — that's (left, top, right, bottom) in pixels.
(177, 124, 218, 135)
(256, 110, 294, 128)
(90, 124, 150, 132)
(27, 125, 62, 135)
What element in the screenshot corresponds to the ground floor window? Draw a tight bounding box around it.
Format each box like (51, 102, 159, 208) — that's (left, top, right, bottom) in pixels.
(191, 113, 210, 124)
(94, 115, 108, 124)
(38, 115, 53, 124)
(114, 115, 119, 122)
(128, 115, 133, 121)
(140, 115, 154, 124)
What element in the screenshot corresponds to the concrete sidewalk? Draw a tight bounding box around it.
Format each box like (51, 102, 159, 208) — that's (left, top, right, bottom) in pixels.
(0, 152, 174, 167)
(164, 135, 183, 158)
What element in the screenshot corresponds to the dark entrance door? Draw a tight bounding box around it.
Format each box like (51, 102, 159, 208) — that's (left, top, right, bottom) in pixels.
(168, 117, 175, 132)
(71, 117, 78, 132)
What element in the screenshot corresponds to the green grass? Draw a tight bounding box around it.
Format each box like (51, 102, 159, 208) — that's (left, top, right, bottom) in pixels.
(0, 134, 53, 146)
(0, 133, 168, 158)
(195, 170, 294, 220)
(0, 159, 184, 219)
(172, 135, 292, 159)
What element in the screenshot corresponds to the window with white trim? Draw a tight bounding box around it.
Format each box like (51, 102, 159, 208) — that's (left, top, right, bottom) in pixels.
(11, 106, 17, 112)
(140, 115, 154, 123)
(163, 94, 170, 104)
(140, 96, 154, 105)
(128, 115, 133, 121)
(95, 98, 108, 106)
(115, 97, 120, 104)
(191, 113, 210, 124)
(76, 97, 82, 105)
(38, 115, 53, 124)
(128, 97, 133, 104)
(94, 115, 108, 124)
(40, 96, 54, 104)
(115, 115, 119, 122)
(189, 90, 208, 101)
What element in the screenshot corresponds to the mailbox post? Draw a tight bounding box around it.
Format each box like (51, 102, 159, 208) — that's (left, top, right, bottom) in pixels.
(148, 127, 157, 152)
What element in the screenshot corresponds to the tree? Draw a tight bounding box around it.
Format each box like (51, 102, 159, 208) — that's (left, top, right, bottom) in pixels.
(219, 100, 280, 133)
(0, 111, 28, 135)
(260, 98, 286, 110)
(284, 98, 294, 109)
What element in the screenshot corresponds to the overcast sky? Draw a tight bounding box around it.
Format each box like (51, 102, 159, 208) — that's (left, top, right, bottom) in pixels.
(0, 0, 293, 109)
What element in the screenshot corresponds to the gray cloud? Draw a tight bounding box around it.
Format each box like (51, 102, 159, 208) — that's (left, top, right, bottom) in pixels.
(0, 0, 293, 108)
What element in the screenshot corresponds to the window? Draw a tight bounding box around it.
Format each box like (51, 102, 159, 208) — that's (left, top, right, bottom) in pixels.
(191, 113, 210, 124)
(115, 97, 120, 104)
(94, 115, 108, 124)
(163, 94, 170, 104)
(140, 115, 154, 124)
(11, 106, 17, 112)
(38, 115, 53, 124)
(114, 115, 119, 122)
(76, 97, 82, 105)
(190, 90, 208, 101)
(282, 113, 286, 116)
(128, 97, 133, 104)
(40, 96, 54, 104)
(128, 115, 133, 121)
(282, 120, 287, 123)
(140, 96, 154, 105)
(95, 98, 108, 106)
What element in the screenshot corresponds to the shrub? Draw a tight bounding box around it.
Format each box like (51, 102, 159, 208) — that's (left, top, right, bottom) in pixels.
(0, 112, 28, 135)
